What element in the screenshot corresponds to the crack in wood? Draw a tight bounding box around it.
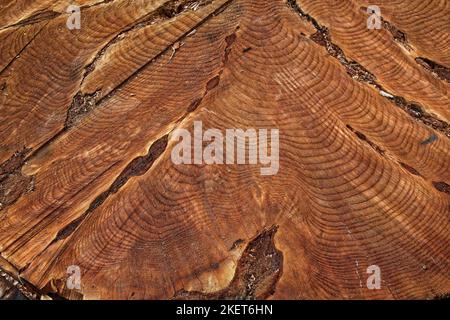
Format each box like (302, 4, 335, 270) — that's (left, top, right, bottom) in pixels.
(174, 225, 283, 300)
(52, 135, 168, 245)
(361, 6, 450, 84)
(360, 6, 413, 52)
(64, 90, 101, 128)
(93, 0, 234, 109)
(381, 18, 412, 51)
(415, 57, 450, 83)
(0, 266, 40, 300)
(432, 181, 450, 195)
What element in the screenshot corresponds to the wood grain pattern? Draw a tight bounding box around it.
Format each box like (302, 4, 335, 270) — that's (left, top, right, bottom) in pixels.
(0, 0, 449, 300)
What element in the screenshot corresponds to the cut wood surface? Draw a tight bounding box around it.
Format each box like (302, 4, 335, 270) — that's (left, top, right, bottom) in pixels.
(0, 0, 449, 299)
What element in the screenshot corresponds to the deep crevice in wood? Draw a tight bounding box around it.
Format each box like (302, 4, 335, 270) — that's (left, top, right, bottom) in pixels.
(0, 0, 115, 31)
(345, 125, 385, 156)
(0, 266, 40, 300)
(0, 149, 34, 212)
(174, 225, 283, 300)
(360, 6, 412, 51)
